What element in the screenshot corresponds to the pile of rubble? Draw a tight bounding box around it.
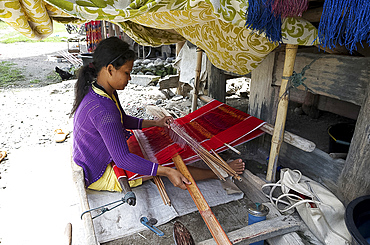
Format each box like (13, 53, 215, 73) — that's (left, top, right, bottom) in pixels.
(132, 57, 177, 77)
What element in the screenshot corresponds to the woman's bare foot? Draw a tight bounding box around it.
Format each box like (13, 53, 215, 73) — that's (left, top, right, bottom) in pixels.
(228, 159, 245, 175)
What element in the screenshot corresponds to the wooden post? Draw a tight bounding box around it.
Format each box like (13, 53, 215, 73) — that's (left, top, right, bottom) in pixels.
(176, 41, 186, 56)
(172, 154, 232, 245)
(266, 44, 298, 182)
(338, 81, 370, 204)
(191, 47, 203, 112)
(176, 41, 186, 96)
(249, 52, 277, 124)
(207, 58, 226, 103)
(107, 22, 115, 38)
(101, 20, 106, 39)
(302, 91, 320, 119)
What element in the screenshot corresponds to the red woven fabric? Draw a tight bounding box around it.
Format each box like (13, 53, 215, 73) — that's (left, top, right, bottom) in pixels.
(115, 100, 265, 181)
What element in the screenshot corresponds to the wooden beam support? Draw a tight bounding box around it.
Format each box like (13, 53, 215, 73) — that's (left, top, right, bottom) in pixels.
(266, 44, 298, 182)
(273, 52, 370, 106)
(172, 154, 232, 245)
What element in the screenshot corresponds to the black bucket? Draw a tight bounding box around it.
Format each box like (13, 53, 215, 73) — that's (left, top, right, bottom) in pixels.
(79, 53, 94, 67)
(328, 123, 355, 153)
(345, 195, 370, 245)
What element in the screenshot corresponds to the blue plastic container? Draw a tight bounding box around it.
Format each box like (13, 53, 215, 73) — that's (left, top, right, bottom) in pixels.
(345, 195, 370, 245)
(247, 203, 269, 245)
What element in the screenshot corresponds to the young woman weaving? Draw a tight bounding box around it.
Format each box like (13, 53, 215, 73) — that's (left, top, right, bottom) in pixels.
(71, 37, 245, 192)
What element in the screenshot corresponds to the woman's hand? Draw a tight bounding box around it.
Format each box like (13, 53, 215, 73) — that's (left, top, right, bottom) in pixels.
(157, 165, 191, 190)
(142, 116, 173, 129)
(156, 116, 173, 128)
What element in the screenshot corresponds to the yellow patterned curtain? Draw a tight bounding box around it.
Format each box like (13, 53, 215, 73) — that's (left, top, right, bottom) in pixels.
(0, 0, 318, 75)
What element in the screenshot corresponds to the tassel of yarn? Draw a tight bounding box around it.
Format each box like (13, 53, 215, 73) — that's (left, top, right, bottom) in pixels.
(318, 0, 370, 53)
(270, 0, 309, 18)
(245, 0, 282, 43)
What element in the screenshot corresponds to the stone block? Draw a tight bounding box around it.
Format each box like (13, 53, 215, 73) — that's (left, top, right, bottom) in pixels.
(129, 74, 160, 87)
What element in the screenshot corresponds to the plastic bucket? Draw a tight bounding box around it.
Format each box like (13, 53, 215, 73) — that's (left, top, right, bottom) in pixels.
(345, 195, 370, 245)
(328, 123, 355, 153)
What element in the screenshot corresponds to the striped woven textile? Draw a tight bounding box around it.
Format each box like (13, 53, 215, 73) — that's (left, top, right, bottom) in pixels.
(117, 100, 265, 181)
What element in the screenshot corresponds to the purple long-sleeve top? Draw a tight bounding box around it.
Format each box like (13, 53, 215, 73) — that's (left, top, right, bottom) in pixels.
(73, 87, 158, 186)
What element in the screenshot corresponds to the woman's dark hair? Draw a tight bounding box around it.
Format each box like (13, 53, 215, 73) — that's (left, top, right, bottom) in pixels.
(70, 37, 136, 116)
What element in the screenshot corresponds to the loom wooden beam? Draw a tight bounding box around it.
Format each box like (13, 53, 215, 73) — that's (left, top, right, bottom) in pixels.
(261, 123, 315, 152)
(172, 154, 232, 245)
(266, 44, 298, 182)
(191, 47, 203, 112)
(198, 95, 316, 152)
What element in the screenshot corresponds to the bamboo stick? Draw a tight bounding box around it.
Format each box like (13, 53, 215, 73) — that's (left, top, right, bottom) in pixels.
(198, 95, 316, 152)
(191, 48, 203, 112)
(266, 44, 298, 182)
(153, 176, 171, 205)
(223, 143, 241, 155)
(172, 154, 232, 245)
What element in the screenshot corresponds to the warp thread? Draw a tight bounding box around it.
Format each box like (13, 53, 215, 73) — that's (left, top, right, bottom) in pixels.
(245, 0, 282, 43)
(318, 0, 370, 53)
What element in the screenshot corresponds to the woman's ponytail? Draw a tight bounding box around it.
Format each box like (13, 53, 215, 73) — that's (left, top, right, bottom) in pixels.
(70, 63, 97, 116)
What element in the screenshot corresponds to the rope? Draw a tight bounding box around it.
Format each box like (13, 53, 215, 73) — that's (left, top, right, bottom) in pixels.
(279, 57, 320, 102)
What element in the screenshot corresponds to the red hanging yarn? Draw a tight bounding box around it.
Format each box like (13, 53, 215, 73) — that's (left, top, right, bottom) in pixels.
(269, 0, 309, 18)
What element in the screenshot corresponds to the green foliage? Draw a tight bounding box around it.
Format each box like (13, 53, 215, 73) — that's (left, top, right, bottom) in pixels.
(0, 34, 65, 44)
(0, 61, 25, 86)
(46, 71, 62, 83)
(30, 79, 42, 84)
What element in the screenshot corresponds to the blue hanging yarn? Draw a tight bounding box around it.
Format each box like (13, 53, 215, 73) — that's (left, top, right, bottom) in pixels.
(318, 0, 370, 53)
(245, 0, 282, 43)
